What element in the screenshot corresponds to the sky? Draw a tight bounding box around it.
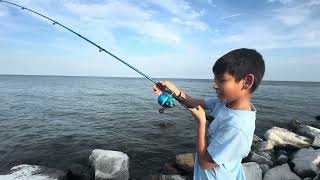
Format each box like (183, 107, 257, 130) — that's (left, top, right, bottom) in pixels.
(0, 0, 319, 81)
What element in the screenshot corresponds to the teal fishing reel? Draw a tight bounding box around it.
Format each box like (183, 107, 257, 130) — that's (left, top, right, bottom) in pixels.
(156, 83, 197, 113)
(158, 93, 175, 113)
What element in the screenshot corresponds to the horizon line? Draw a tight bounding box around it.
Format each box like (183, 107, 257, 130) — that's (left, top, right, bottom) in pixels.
(0, 73, 319, 83)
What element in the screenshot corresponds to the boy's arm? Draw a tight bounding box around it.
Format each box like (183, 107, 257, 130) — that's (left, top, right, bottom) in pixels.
(190, 106, 218, 170)
(197, 121, 217, 169)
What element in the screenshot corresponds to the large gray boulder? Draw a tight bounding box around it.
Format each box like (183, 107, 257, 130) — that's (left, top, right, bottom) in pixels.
(89, 149, 129, 180)
(263, 127, 313, 150)
(244, 151, 273, 166)
(313, 135, 320, 148)
(291, 148, 320, 178)
(242, 162, 262, 180)
(263, 163, 301, 180)
(290, 119, 320, 138)
(0, 164, 65, 180)
(254, 141, 275, 151)
(259, 164, 270, 176)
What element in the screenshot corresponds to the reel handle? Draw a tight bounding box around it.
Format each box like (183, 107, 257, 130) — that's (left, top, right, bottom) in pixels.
(156, 83, 198, 109)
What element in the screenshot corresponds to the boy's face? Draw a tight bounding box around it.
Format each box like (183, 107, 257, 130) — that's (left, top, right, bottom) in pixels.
(213, 72, 248, 103)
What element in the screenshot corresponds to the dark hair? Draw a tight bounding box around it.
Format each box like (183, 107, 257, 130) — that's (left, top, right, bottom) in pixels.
(212, 48, 265, 93)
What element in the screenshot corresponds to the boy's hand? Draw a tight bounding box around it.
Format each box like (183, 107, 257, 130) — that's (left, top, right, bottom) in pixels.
(189, 105, 206, 125)
(152, 81, 180, 96)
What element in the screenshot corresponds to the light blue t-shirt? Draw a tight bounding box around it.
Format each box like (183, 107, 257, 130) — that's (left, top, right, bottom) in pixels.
(193, 97, 256, 180)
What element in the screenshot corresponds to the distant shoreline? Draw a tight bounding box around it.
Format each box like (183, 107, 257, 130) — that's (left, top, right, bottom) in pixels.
(0, 74, 319, 83)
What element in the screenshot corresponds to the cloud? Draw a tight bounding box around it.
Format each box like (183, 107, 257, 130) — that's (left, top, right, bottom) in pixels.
(268, 0, 294, 4)
(272, 6, 310, 26)
(171, 17, 209, 31)
(211, 0, 320, 50)
(147, 0, 209, 31)
(3, 0, 181, 43)
(208, 0, 217, 7)
(220, 13, 242, 20)
(307, 0, 320, 6)
(64, 1, 182, 45)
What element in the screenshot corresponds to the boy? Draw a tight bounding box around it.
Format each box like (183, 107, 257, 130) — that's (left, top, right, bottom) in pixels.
(153, 48, 265, 180)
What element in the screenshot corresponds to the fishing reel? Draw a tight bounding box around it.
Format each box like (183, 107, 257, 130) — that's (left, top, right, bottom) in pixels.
(156, 83, 197, 113)
(158, 92, 175, 113)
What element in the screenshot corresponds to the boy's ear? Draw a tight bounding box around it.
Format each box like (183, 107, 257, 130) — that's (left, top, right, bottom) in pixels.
(243, 74, 254, 90)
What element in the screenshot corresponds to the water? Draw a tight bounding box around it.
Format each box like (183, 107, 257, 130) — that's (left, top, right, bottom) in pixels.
(0, 75, 319, 178)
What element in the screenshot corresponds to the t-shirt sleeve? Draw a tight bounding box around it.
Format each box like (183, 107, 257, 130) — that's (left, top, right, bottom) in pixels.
(207, 125, 244, 167)
(204, 97, 218, 110)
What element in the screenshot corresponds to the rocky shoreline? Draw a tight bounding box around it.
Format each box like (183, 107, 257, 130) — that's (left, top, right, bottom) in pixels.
(1, 117, 320, 180)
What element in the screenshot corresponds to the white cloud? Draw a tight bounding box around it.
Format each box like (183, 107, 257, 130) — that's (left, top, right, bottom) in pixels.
(64, 1, 181, 44)
(148, 0, 203, 19)
(272, 6, 310, 26)
(172, 17, 209, 31)
(307, 0, 320, 6)
(208, 0, 217, 7)
(268, 0, 294, 4)
(147, 0, 209, 31)
(211, 0, 320, 50)
(3, 0, 183, 46)
(220, 13, 242, 20)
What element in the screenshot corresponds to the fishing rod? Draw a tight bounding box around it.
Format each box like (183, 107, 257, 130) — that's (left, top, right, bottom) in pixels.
(0, 0, 197, 113)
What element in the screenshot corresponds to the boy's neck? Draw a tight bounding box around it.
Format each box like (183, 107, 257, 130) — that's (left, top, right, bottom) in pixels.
(226, 94, 252, 111)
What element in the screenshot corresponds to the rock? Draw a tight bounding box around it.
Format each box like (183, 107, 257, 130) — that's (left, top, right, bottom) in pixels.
(65, 164, 93, 180)
(276, 154, 288, 165)
(314, 173, 320, 180)
(142, 175, 159, 180)
(291, 148, 320, 178)
(252, 134, 264, 146)
(315, 116, 320, 121)
(264, 127, 313, 150)
(310, 123, 320, 130)
(254, 141, 275, 151)
(255, 151, 272, 160)
(163, 163, 180, 175)
(263, 163, 301, 180)
(312, 136, 320, 148)
(303, 178, 314, 180)
(0, 164, 65, 180)
(290, 119, 320, 138)
(175, 153, 195, 173)
(244, 151, 273, 166)
(89, 149, 129, 180)
(259, 164, 270, 176)
(159, 175, 186, 180)
(242, 162, 262, 180)
(277, 149, 287, 156)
